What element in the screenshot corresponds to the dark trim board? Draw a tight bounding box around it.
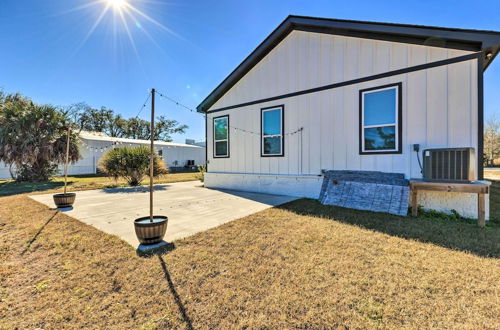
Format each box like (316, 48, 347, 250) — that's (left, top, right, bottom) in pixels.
(478, 53, 484, 180)
(204, 113, 208, 171)
(260, 105, 285, 157)
(212, 114, 230, 158)
(197, 15, 500, 113)
(206, 52, 480, 114)
(358, 83, 403, 155)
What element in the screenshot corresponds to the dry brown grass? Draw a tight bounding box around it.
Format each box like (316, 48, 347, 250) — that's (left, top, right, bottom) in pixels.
(0, 172, 199, 197)
(1, 192, 499, 329)
(485, 169, 500, 181)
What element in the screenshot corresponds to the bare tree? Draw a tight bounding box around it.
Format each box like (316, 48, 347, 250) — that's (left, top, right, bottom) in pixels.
(484, 113, 500, 166)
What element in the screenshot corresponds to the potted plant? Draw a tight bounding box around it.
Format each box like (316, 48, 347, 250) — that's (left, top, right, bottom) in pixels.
(134, 88, 169, 245)
(53, 125, 76, 208)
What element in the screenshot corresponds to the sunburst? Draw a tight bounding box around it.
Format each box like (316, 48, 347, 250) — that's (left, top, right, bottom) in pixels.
(107, 0, 128, 10)
(65, 0, 181, 64)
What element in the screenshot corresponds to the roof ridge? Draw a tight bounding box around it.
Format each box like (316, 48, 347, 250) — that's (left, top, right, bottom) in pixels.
(286, 15, 500, 35)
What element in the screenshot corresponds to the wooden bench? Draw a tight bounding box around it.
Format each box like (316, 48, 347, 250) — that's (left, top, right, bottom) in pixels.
(409, 180, 491, 227)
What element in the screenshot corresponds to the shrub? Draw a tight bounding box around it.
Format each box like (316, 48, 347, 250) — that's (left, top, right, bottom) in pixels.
(98, 146, 169, 186)
(195, 164, 206, 182)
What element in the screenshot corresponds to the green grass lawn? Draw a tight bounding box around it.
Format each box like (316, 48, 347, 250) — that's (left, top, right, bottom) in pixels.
(0, 172, 200, 196)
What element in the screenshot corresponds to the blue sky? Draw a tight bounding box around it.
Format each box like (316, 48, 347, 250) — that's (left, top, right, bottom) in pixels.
(1, 0, 499, 142)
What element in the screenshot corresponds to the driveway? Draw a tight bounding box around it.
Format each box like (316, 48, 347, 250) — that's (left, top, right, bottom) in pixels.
(30, 181, 296, 246)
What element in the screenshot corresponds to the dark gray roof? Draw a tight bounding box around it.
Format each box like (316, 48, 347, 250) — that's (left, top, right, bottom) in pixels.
(197, 15, 500, 112)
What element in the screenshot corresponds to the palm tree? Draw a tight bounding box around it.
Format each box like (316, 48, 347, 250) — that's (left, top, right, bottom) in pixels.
(0, 97, 80, 181)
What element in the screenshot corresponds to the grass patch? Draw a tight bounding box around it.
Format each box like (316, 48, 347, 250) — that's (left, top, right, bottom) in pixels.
(1, 190, 499, 328)
(0, 172, 199, 196)
(279, 198, 499, 258)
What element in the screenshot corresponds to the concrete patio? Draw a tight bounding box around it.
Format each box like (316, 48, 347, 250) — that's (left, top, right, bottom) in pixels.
(30, 181, 296, 246)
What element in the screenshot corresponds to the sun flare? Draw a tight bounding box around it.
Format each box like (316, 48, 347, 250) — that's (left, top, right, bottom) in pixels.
(107, 0, 127, 10)
(61, 0, 183, 69)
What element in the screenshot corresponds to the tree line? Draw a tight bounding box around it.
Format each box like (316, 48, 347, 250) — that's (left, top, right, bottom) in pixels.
(484, 113, 500, 166)
(66, 102, 188, 142)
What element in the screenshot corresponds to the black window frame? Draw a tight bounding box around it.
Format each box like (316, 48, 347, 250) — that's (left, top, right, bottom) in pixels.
(261, 105, 285, 157)
(213, 114, 230, 158)
(359, 82, 402, 155)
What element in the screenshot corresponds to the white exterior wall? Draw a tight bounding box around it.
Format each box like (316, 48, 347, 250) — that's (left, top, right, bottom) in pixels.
(205, 173, 323, 199)
(67, 140, 205, 175)
(205, 31, 486, 218)
(0, 162, 12, 179)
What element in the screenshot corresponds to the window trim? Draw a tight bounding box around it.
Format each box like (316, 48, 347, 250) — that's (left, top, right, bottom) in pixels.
(213, 114, 230, 158)
(261, 105, 285, 157)
(359, 83, 402, 155)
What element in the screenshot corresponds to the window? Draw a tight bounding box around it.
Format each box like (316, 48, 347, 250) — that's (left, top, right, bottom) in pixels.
(261, 105, 284, 156)
(213, 115, 229, 157)
(360, 83, 402, 154)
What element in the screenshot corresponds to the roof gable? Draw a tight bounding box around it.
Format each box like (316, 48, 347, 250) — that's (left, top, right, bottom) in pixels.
(197, 15, 500, 112)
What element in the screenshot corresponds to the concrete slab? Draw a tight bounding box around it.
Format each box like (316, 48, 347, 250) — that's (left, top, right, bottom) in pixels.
(30, 181, 296, 247)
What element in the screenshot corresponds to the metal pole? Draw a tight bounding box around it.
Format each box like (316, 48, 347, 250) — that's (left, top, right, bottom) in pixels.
(150, 88, 155, 222)
(63, 125, 71, 195)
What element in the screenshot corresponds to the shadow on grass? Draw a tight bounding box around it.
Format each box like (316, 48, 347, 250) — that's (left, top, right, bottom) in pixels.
(136, 241, 176, 257)
(21, 210, 59, 255)
(0, 181, 66, 197)
(278, 199, 500, 258)
(158, 255, 194, 330)
(487, 179, 500, 222)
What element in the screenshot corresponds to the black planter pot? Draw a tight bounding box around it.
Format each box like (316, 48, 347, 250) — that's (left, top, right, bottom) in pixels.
(53, 193, 76, 208)
(134, 216, 168, 245)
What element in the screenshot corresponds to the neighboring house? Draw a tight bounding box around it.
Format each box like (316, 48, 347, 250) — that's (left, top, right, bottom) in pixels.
(0, 131, 206, 179)
(197, 15, 500, 218)
(185, 139, 206, 148)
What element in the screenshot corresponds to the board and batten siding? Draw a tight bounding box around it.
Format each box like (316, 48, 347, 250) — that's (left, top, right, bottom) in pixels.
(206, 31, 478, 181)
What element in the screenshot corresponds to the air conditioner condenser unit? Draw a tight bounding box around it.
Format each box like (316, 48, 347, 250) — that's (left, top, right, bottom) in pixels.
(423, 147, 475, 182)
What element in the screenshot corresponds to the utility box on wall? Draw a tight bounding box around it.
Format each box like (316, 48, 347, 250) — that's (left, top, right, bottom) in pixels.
(423, 148, 475, 182)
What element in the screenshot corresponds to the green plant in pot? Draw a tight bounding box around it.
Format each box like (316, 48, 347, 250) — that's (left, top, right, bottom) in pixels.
(132, 89, 169, 245)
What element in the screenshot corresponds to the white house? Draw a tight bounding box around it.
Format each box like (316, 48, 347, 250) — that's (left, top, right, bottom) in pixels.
(0, 131, 206, 179)
(197, 16, 500, 218)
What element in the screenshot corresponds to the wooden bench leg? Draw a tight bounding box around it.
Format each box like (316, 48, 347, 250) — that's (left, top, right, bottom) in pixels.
(411, 189, 418, 217)
(478, 193, 485, 227)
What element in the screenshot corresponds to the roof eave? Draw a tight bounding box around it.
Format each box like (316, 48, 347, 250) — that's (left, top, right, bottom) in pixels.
(197, 15, 500, 113)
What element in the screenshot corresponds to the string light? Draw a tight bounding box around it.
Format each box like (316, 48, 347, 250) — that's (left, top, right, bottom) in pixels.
(231, 126, 304, 136)
(78, 139, 125, 152)
(78, 91, 304, 152)
(154, 90, 304, 137)
(135, 93, 151, 118)
(155, 90, 199, 114)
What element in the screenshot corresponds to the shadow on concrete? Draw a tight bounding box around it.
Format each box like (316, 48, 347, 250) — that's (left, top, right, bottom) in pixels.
(101, 185, 170, 194)
(158, 255, 194, 330)
(21, 210, 59, 255)
(278, 198, 500, 258)
(206, 187, 296, 205)
(136, 241, 176, 258)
